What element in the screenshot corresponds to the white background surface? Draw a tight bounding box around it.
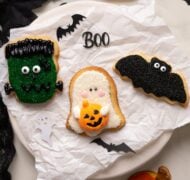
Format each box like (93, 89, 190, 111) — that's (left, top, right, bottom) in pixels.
(8, 0, 190, 179)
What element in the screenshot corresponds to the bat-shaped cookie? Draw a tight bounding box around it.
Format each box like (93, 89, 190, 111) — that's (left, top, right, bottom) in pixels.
(91, 138, 135, 153)
(115, 55, 189, 106)
(56, 14, 86, 40)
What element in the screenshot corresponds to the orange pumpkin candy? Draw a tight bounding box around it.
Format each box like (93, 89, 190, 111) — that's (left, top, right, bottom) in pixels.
(79, 100, 109, 132)
(128, 171, 156, 180)
(128, 166, 171, 180)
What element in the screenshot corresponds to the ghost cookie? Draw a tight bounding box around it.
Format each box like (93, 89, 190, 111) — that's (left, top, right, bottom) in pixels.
(4, 37, 63, 103)
(67, 66, 125, 137)
(114, 55, 189, 106)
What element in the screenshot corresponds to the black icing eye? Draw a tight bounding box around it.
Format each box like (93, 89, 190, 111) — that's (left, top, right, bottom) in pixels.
(84, 114, 89, 119)
(94, 87, 98, 91)
(32, 65, 41, 74)
(153, 62, 160, 69)
(21, 66, 30, 74)
(160, 66, 167, 72)
(94, 110, 99, 114)
(89, 88, 93, 92)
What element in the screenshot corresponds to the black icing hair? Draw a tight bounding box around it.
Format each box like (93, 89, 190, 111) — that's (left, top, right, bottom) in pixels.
(5, 38, 54, 59)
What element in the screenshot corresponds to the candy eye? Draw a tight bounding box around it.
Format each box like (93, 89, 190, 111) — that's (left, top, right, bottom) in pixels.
(160, 66, 167, 72)
(94, 87, 98, 91)
(32, 65, 41, 74)
(89, 88, 93, 92)
(154, 62, 160, 69)
(21, 66, 30, 74)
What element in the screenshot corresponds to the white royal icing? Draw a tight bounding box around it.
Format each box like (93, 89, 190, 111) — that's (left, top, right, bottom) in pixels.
(73, 106, 80, 119)
(100, 105, 109, 116)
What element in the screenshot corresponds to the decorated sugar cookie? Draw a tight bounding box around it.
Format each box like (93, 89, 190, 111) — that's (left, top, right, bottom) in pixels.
(114, 55, 189, 106)
(67, 66, 125, 137)
(4, 37, 63, 103)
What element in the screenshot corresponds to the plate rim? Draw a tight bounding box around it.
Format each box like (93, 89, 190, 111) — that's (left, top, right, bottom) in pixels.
(9, 113, 172, 179)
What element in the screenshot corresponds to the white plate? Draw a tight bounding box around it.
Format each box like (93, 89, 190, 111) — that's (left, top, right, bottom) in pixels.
(8, 1, 175, 179)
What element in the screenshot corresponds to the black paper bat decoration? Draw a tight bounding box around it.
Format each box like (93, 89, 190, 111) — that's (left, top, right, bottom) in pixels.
(184, 0, 190, 5)
(91, 138, 135, 153)
(115, 55, 189, 105)
(0, 94, 15, 180)
(59, 2, 67, 6)
(56, 14, 86, 40)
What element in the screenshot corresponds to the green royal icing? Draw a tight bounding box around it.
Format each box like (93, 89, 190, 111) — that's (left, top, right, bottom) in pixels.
(8, 54, 57, 103)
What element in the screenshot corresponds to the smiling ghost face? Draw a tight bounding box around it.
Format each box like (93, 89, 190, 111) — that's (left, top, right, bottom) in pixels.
(74, 70, 109, 104)
(79, 100, 109, 132)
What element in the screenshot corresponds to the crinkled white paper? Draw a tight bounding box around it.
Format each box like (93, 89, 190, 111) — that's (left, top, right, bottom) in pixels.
(0, 1, 190, 179)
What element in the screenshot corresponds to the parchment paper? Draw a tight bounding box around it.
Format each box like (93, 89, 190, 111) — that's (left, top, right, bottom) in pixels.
(0, 1, 190, 179)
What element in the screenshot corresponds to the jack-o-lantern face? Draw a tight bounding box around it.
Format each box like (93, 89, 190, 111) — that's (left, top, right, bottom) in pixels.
(79, 100, 109, 132)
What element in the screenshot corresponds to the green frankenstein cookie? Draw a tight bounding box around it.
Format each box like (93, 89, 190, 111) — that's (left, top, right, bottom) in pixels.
(5, 38, 63, 103)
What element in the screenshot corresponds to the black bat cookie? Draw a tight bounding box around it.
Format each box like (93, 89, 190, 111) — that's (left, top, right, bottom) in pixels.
(91, 138, 135, 153)
(56, 14, 86, 40)
(0, 94, 15, 180)
(115, 55, 189, 105)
